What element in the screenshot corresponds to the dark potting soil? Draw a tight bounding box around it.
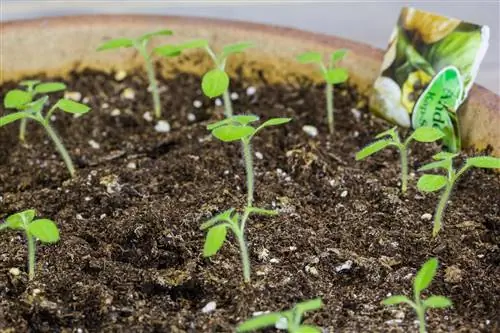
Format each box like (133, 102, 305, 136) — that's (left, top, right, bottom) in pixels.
(0, 66, 499, 333)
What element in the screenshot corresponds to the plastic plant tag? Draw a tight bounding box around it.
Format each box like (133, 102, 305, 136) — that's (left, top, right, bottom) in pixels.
(370, 7, 489, 152)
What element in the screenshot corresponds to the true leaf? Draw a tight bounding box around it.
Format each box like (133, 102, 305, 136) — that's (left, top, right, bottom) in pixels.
(200, 208, 234, 230)
(34, 82, 67, 94)
(375, 127, 398, 140)
(231, 115, 260, 126)
(20, 80, 41, 88)
(0, 111, 31, 127)
(296, 325, 322, 333)
(4, 90, 32, 109)
(355, 140, 393, 160)
(331, 49, 348, 63)
(433, 152, 458, 160)
(97, 38, 134, 51)
(207, 118, 232, 131)
(418, 160, 450, 172)
(202, 69, 229, 98)
(417, 174, 447, 192)
(28, 219, 60, 243)
(324, 68, 349, 84)
(138, 29, 173, 42)
(413, 258, 438, 296)
(222, 42, 253, 57)
(466, 156, 500, 169)
(296, 51, 322, 64)
(55, 99, 91, 114)
(203, 224, 227, 257)
(6, 209, 36, 229)
(382, 295, 412, 306)
(423, 296, 452, 308)
(236, 313, 283, 332)
(212, 125, 255, 142)
(411, 127, 444, 143)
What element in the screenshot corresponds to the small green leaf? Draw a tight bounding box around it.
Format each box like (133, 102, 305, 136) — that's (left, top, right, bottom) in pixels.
(34, 82, 67, 94)
(331, 49, 348, 63)
(222, 42, 253, 57)
(382, 295, 412, 306)
(200, 208, 234, 230)
(411, 127, 444, 143)
(418, 160, 451, 172)
(207, 118, 232, 131)
(203, 224, 227, 257)
(25, 96, 48, 113)
(296, 325, 322, 333)
(355, 140, 393, 160)
(466, 156, 500, 169)
(4, 90, 32, 109)
(295, 298, 323, 313)
(413, 258, 438, 296)
(236, 313, 283, 332)
(154, 45, 181, 57)
(417, 174, 447, 193)
(423, 296, 452, 309)
(97, 38, 134, 51)
(138, 29, 173, 42)
(20, 80, 41, 88)
(433, 152, 458, 161)
(375, 127, 398, 140)
(258, 118, 292, 129)
(212, 125, 255, 142)
(6, 209, 36, 230)
(0, 111, 31, 127)
(231, 115, 260, 126)
(28, 219, 60, 243)
(324, 68, 349, 84)
(246, 207, 278, 216)
(178, 39, 209, 50)
(55, 99, 91, 114)
(296, 51, 322, 64)
(202, 69, 230, 98)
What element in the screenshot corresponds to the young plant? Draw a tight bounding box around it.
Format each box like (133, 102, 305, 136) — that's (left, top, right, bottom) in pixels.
(355, 126, 444, 193)
(417, 153, 500, 236)
(296, 49, 349, 134)
(2, 89, 90, 177)
(0, 210, 60, 280)
(156, 40, 253, 117)
(382, 258, 452, 333)
(201, 115, 291, 282)
(10, 80, 67, 141)
(97, 29, 173, 119)
(237, 298, 323, 332)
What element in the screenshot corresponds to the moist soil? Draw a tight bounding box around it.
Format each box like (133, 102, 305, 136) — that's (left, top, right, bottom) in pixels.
(0, 66, 499, 333)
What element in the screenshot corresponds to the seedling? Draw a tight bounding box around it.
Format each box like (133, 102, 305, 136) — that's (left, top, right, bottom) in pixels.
(97, 29, 173, 119)
(156, 40, 253, 117)
(382, 258, 452, 333)
(2, 88, 90, 177)
(0, 210, 60, 280)
(201, 115, 291, 282)
(417, 153, 500, 236)
(10, 80, 67, 141)
(237, 298, 323, 332)
(355, 126, 444, 193)
(296, 49, 349, 134)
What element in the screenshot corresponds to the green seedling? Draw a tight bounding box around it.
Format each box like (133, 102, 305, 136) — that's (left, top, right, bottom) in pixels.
(296, 49, 349, 134)
(201, 115, 291, 282)
(382, 258, 452, 333)
(97, 29, 173, 119)
(417, 153, 500, 236)
(10, 80, 67, 141)
(156, 40, 253, 117)
(356, 126, 444, 193)
(237, 298, 323, 332)
(2, 88, 90, 177)
(0, 210, 60, 280)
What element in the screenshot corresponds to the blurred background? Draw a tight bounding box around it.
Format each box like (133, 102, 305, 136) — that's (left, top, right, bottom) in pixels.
(1, 1, 498, 93)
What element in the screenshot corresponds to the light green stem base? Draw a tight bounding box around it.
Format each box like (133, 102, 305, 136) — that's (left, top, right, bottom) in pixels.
(222, 90, 234, 118)
(42, 122, 75, 177)
(326, 83, 334, 134)
(27, 233, 35, 280)
(400, 150, 408, 194)
(19, 118, 28, 141)
(433, 185, 452, 237)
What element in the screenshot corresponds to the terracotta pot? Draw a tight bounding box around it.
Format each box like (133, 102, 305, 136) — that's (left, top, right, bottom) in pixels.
(1, 15, 498, 155)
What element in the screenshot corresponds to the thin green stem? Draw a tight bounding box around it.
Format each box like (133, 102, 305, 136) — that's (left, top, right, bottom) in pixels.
(27, 232, 36, 281)
(400, 148, 408, 194)
(41, 121, 75, 177)
(326, 82, 334, 134)
(416, 306, 427, 333)
(138, 46, 161, 119)
(236, 223, 251, 283)
(19, 119, 27, 141)
(222, 90, 233, 118)
(242, 140, 254, 209)
(433, 184, 452, 237)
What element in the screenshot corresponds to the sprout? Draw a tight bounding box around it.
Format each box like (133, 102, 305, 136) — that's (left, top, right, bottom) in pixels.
(156, 40, 253, 117)
(356, 126, 444, 193)
(11, 80, 67, 141)
(97, 29, 173, 119)
(237, 298, 323, 332)
(2, 87, 91, 177)
(0, 210, 60, 280)
(417, 153, 500, 236)
(383, 258, 452, 333)
(202, 115, 291, 282)
(296, 49, 349, 134)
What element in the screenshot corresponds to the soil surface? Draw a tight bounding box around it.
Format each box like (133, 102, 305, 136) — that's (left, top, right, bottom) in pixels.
(0, 65, 499, 333)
